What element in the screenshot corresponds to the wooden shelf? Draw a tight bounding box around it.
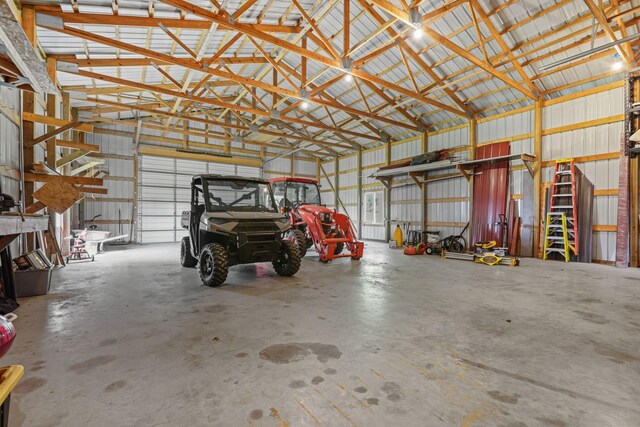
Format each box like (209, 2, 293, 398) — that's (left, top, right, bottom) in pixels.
(371, 153, 536, 188)
(0, 215, 49, 251)
(456, 153, 536, 180)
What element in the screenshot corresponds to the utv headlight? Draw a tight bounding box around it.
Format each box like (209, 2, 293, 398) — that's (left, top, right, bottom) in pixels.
(209, 217, 227, 225)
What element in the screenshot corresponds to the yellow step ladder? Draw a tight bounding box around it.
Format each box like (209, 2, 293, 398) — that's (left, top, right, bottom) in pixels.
(543, 213, 576, 262)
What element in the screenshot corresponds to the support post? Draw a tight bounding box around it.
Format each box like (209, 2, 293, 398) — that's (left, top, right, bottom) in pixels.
(534, 99, 543, 258)
(357, 147, 362, 238)
(334, 157, 339, 213)
(290, 155, 294, 177)
(468, 118, 477, 248)
(45, 57, 58, 261)
(421, 132, 428, 233)
(631, 77, 639, 266)
(385, 141, 391, 242)
(21, 6, 36, 251)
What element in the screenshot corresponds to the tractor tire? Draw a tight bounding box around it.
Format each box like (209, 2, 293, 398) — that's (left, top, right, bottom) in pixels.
(180, 236, 198, 267)
(334, 232, 345, 255)
(273, 240, 301, 277)
(289, 229, 307, 258)
(199, 243, 229, 287)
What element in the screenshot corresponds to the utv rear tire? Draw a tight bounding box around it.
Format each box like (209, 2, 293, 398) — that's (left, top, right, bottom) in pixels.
(199, 243, 228, 287)
(180, 237, 198, 267)
(273, 240, 301, 277)
(334, 231, 345, 255)
(289, 229, 307, 257)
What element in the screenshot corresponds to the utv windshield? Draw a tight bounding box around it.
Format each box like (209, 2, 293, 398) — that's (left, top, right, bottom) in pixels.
(204, 179, 277, 212)
(272, 181, 321, 208)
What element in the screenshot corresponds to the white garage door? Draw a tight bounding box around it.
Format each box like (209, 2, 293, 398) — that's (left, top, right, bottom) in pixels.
(138, 156, 261, 243)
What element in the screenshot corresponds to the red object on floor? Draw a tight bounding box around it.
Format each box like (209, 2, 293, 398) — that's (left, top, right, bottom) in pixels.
(471, 142, 510, 246)
(0, 314, 16, 359)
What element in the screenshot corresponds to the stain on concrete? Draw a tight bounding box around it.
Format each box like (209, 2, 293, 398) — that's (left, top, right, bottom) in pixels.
(31, 360, 46, 372)
(311, 376, 324, 385)
(259, 343, 341, 364)
(487, 390, 519, 404)
(235, 352, 248, 358)
(578, 297, 601, 304)
(204, 304, 228, 313)
(381, 381, 402, 401)
(283, 332, 294, 336)
(354, 386, 367, 393)
(99, 338, 118, 347)
(289, 380, 307, 389)
(68, 355, 117, 374)
(104, 380, 127, 392)
(15, 377, 47, 393)
(592, 342, 639, 363)
(574, 311, 609, 324)
(249, 409, 263, 420)
(323, 368, 337, 375)
(366, 397, 379, 406)
(623, 303, 640, 312)
(537, 418, 566, 427)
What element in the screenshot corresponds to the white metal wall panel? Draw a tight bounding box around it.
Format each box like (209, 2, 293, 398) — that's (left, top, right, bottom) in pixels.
(543, 87, 623, 130)
(539, 86, 622, 262)
(0, 87, 21, 254)
(429, 126, 469, 151)
(391, 138, 421, 161)
(478, 110, 534, 144)
(84, 126, 135, 240)
(138, 156, 260, 243)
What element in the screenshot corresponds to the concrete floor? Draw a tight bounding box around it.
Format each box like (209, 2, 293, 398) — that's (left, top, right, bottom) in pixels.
(4, 241, 640, 427)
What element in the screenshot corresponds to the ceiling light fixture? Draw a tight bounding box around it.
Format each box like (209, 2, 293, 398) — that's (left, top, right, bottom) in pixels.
(539, 33, 640, 71)
(409, 8, 423, 40)
(344, 73, 353, 82)
(301, 101, 309, 110)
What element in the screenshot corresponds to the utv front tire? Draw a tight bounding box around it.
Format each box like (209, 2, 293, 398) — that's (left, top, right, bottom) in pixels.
(180, 236, 198, 267)
(289, 229, 307, 257)
(199, 243, 228, 287)
(273, 240, 301, 277)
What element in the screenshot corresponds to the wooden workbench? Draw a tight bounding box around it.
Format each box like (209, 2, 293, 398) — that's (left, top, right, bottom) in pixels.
(0, 214, 49, 301)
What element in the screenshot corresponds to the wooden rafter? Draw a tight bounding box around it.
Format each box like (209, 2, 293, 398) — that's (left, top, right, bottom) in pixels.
(34, 8, 301, 33)
(582, 0, 633, 67)
(154, 0, 468, 116)
(470, 0, 538, 97)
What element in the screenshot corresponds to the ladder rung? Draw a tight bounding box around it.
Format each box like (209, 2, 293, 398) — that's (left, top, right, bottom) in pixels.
(556, 171, 572, 175)
(554, 182, 572, 186)
(551, 205, 574, 209)
(546, 237, 575, 242)
(545, 248, 566, 253)
(552, 194, 573, 197)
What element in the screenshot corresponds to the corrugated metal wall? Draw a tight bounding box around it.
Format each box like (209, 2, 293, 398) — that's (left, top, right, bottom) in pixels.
(427, 126, 471, 240)
(542, 85, 623, 262)
(361, 147, 385, 240)
(137, 156, 261, 243)
(84, 126, 135, 240)
(0, 87, 21, 254)
(262, 156, 317, 181)
(335, 83, 622, 263)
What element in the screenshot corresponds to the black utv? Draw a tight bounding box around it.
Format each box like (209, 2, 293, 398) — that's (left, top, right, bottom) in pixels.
(180, 175, 301, 286)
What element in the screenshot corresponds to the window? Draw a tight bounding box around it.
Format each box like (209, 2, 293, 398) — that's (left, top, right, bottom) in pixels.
(205, 179, 276, 212)
(365, 191, 384, 224)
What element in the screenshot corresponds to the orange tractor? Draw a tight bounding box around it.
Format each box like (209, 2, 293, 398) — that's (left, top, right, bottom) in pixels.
(270, 177, 364, 263)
